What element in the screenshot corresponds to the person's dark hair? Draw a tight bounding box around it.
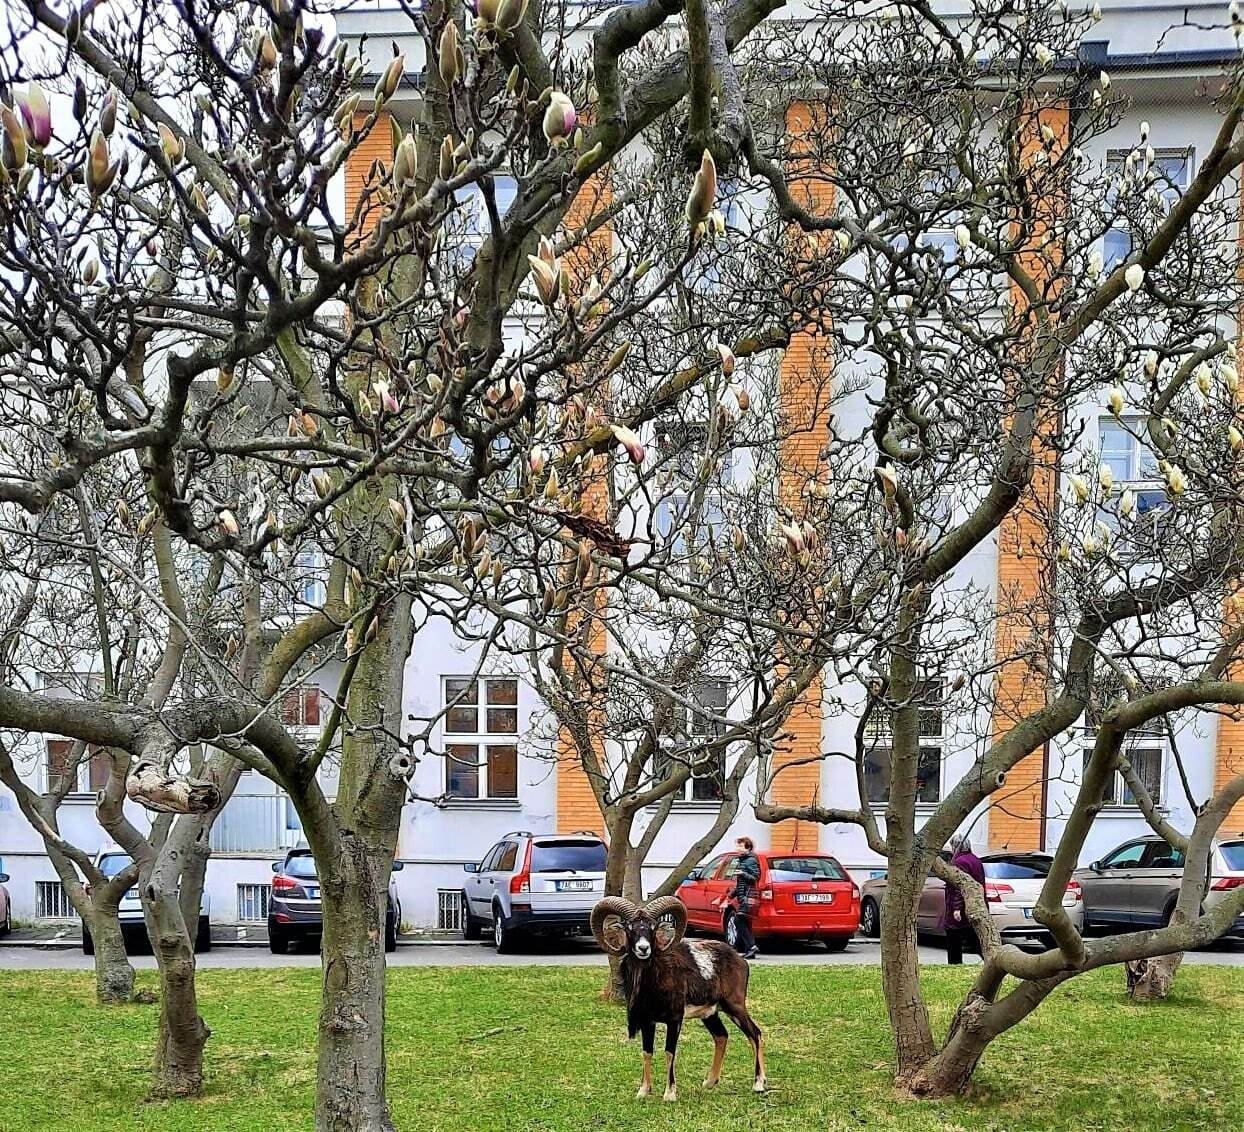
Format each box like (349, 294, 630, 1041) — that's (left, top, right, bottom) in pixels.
(736, 836, 754, 852)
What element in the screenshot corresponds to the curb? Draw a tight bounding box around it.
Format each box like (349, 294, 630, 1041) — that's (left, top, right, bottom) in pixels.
(0, 933, 488, 951)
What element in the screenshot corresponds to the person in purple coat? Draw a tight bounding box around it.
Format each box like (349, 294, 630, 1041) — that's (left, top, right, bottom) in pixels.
(943, 834, 986, 965)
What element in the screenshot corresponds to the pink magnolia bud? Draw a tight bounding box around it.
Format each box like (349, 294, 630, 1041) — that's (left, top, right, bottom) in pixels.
(529, 447, 548, 475)
(17, 84, 51, 148)
(715, 342, 735, 377)
(610, 424, 645, 465)
(542, 91, 576, 147)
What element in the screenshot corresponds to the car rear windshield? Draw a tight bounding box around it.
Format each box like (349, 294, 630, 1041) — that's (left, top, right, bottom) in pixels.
(530, 841, 606, 873)
(983, 859, 1050, 880)
(285, 855, 318, 878)
(98, 854, 131, 879)
(766, 857, 846, 882)
(1220, 843, 1244, 871)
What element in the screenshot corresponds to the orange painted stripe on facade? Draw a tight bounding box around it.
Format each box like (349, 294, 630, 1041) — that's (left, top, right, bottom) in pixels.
(769, 102, 835, 854)
(343, 111, 392, 238)
(987, 101, 1069, 852)
(1213, 594, 1244, 836)
(555, 170, 615, 837)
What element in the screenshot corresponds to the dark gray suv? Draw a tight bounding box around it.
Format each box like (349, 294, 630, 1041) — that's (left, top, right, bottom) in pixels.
(268, 848, 403, 953)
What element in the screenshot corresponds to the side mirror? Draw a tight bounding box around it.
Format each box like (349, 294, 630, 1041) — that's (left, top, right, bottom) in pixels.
(0, 872, 8, 884)
(463, 862, 478, 873)
(1089, 860, 1102, 873)
(391, 859, 405, 872)
(271, 862, 281, 874)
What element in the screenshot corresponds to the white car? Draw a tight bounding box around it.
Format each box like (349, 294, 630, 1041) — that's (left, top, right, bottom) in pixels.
(83, 847, 211, 954)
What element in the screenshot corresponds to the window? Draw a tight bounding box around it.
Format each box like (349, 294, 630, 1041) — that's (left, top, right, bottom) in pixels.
(1103, 147, 1193, 269)
(719, 856, 742, 880)
(237, 883, 271, 922)
(1140, 841, 1184, 869)
(1099, 418, 1166, 516)
(45, 739, 110, 796)
(449, 174, 519, 267)
(443, 677, 519, 799)
(531, 840, 607, 873)
(1081, 729, 1163, 806)
(1100, 841, 1146, 869)
(766, 857, 847, 882)
(35, 880, 73, 919)
(437, 889, 464, 931)
(655, 679, 731, 802)
(280, 684, 322, 729)
(862, 680, 944, 804)
(652, 422, 733, 556)
(495, 843, 518, 872)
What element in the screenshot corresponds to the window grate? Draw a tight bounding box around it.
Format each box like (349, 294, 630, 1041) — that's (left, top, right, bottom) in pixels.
(237, 883, 271, 923)
(35, 880, 74, 919)
(437, 889, 464, 932)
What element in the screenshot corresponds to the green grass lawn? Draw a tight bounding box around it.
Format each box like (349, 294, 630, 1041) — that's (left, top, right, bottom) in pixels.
(0, 964, 1240, 1131)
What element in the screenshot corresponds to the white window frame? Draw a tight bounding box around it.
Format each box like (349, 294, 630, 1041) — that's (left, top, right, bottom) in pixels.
(1080, 726, 1166, 809)
(862, 679, 945, 807)
(39, 672, 105, 795)
(655, 679, 731, 804)
(1102, 146, 1194, 269)
(442, 676, 520, 801)
(1097, 415, 1171, 534)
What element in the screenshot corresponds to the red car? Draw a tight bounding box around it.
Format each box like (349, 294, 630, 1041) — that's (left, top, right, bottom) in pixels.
(679, 850, 859, 951)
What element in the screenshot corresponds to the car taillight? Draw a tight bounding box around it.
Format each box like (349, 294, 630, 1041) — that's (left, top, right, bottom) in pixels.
(1065, 879, 1082, 901)
(1211, 876, 1244, 891)
(510, 840, 532, 895)
(760, 888, 773, 902)
(271, 874, 299, 893)
(985, 882, 1013, 904)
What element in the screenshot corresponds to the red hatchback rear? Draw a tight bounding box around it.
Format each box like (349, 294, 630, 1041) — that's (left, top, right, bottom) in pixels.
(681, 851, 859, 950)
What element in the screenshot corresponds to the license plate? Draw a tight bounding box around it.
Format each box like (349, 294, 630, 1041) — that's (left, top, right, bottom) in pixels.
(557, 880, 593, 892)
(304, 887, 319, 899)
(796, 893, 834, 904)
(1022, 907, 1034, 919)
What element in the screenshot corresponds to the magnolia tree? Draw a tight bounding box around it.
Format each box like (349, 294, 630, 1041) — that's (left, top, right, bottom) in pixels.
(734, 0, 1244, 1099)
(0, 0, 840, 1128)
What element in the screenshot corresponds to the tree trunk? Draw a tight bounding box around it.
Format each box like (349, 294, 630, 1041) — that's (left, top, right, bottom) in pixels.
(1126, 951, 1183, 1001)
(315, 842, 394, 1132)
(147, 892, 210, 1098)
(599, 824, 638, 1004)
(87, 902, 136, 1005)
(903, 1023, 991, 1097)
(879, 874, 937, 1080)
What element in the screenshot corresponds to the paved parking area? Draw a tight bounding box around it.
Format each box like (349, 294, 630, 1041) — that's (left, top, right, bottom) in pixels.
(2, 934, 1241, 969)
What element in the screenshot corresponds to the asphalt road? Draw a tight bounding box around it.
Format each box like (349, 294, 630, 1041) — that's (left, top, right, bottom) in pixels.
(2, 935, 1242, 969)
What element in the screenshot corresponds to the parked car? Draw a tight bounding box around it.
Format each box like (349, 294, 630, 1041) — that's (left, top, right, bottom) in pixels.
(858, 851, 1085, 946)
(461, 831, 607, 952)
(1074, 835, 1244, 939)
(0, 866, 11, 935)
(82, 847, 211, 954)
(680, 851, 859, 951)
(268, 847, 404, 954)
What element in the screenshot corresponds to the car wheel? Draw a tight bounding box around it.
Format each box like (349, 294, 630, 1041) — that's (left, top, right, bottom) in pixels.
(82, 923, 94, 956)
(860, 897, 880, 938)
(385, 913, 398, 953)
(195, 916, 211, 953)
(724, 911, 739, 949)
(493, 905, 517, 953)
(824, 935, 851, 952)
(461, 892, 483, 941)
(268, 923, 289, 954)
